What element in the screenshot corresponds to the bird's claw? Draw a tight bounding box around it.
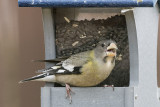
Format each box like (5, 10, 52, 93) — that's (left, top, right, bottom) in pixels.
(103, 84, 114, 91)
(65, 84, 74, 104)
(65, 93, 72, 104)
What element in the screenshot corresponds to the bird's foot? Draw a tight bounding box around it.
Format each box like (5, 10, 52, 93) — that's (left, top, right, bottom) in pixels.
(103, 84, 114, 91)
(65, 84, 75, 104)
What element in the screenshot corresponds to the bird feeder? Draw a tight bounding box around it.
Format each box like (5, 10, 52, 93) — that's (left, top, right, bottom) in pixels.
(18, 0, 160, 107)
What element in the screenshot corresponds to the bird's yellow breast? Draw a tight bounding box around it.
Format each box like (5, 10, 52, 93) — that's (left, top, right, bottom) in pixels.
(55, 61, 114, 86)
(55, 52, 115, 87)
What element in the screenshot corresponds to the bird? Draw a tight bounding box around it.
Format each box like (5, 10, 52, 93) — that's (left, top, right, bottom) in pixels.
(19, 39, 118, 103)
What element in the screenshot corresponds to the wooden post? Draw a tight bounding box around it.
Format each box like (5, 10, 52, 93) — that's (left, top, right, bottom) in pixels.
(125, 4, 160, 107)
(41, 8, 56, 107)
(42, 8, 56, 87)
(42, 8, 56, 68)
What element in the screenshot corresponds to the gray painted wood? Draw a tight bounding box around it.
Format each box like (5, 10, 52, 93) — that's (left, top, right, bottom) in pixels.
(159, 88, 160, 101)
(132, 5, 160, 107)
(124, 88, 134, 107)
(42, 8, 55, 87)
(41, 87, 51, 107)
(41, 8, 56, 107)
(125, 10, 139, 87)
(41, 87, 134, 107)
(42, 8, 56, 68)
(125, 4, 160, 107)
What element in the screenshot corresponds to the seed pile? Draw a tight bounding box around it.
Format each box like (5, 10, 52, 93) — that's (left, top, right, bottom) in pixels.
(56, 15, 129, 87)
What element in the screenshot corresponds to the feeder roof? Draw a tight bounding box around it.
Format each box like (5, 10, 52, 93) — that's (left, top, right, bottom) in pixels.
(18, 0, 158, 7)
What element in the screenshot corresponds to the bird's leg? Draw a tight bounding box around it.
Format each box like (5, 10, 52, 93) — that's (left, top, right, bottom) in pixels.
(103, 85, 114, 91)
(65, 84, 74, 104)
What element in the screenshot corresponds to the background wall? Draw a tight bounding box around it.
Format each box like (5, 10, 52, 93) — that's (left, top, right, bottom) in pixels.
(0, 0, 44, 107)
(0, 0, 159, 107)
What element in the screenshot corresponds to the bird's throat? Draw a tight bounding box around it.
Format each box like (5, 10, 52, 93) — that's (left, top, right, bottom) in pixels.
(103, 56, 115, 64)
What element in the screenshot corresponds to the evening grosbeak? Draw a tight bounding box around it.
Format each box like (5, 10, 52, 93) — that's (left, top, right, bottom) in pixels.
(19, 39, 118, 103)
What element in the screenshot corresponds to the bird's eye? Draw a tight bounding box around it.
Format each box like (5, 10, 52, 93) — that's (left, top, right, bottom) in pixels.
(101, 43, 105, 47)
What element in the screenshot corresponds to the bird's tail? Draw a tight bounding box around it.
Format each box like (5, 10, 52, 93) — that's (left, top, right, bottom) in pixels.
(19, 73, 54, 83)
(19, 66, 63, 83)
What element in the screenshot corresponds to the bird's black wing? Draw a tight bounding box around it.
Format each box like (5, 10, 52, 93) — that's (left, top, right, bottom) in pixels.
(36, 51, 91, 74)
(37, 64, 82, 75)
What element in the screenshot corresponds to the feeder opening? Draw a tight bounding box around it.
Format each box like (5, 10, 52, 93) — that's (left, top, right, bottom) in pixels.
(55, 8, 129, 87)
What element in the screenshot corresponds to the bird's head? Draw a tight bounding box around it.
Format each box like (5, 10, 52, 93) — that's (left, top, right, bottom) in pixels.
(94, 40, 118, 60)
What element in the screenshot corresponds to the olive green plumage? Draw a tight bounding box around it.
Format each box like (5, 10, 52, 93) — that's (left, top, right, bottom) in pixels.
(19, 40, 118, 87)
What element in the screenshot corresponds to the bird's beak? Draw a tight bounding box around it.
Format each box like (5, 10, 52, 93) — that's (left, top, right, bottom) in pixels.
(107, 43, 118, 50)
(106, 43, 118, 57)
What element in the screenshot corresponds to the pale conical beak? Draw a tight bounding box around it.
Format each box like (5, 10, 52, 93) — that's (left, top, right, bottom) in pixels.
(107, 43, 118, 50)
(106, 43, 118, 57)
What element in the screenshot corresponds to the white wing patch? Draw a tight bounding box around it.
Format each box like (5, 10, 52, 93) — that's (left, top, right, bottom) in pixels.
(62, 63, 74, 72)
(51, 66, 61, 70)
(57, 69, 66, 73)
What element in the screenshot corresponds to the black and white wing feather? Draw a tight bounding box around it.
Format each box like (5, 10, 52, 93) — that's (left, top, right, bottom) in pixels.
(38, 51, 91, 75)
(19, 51, 91, 83)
